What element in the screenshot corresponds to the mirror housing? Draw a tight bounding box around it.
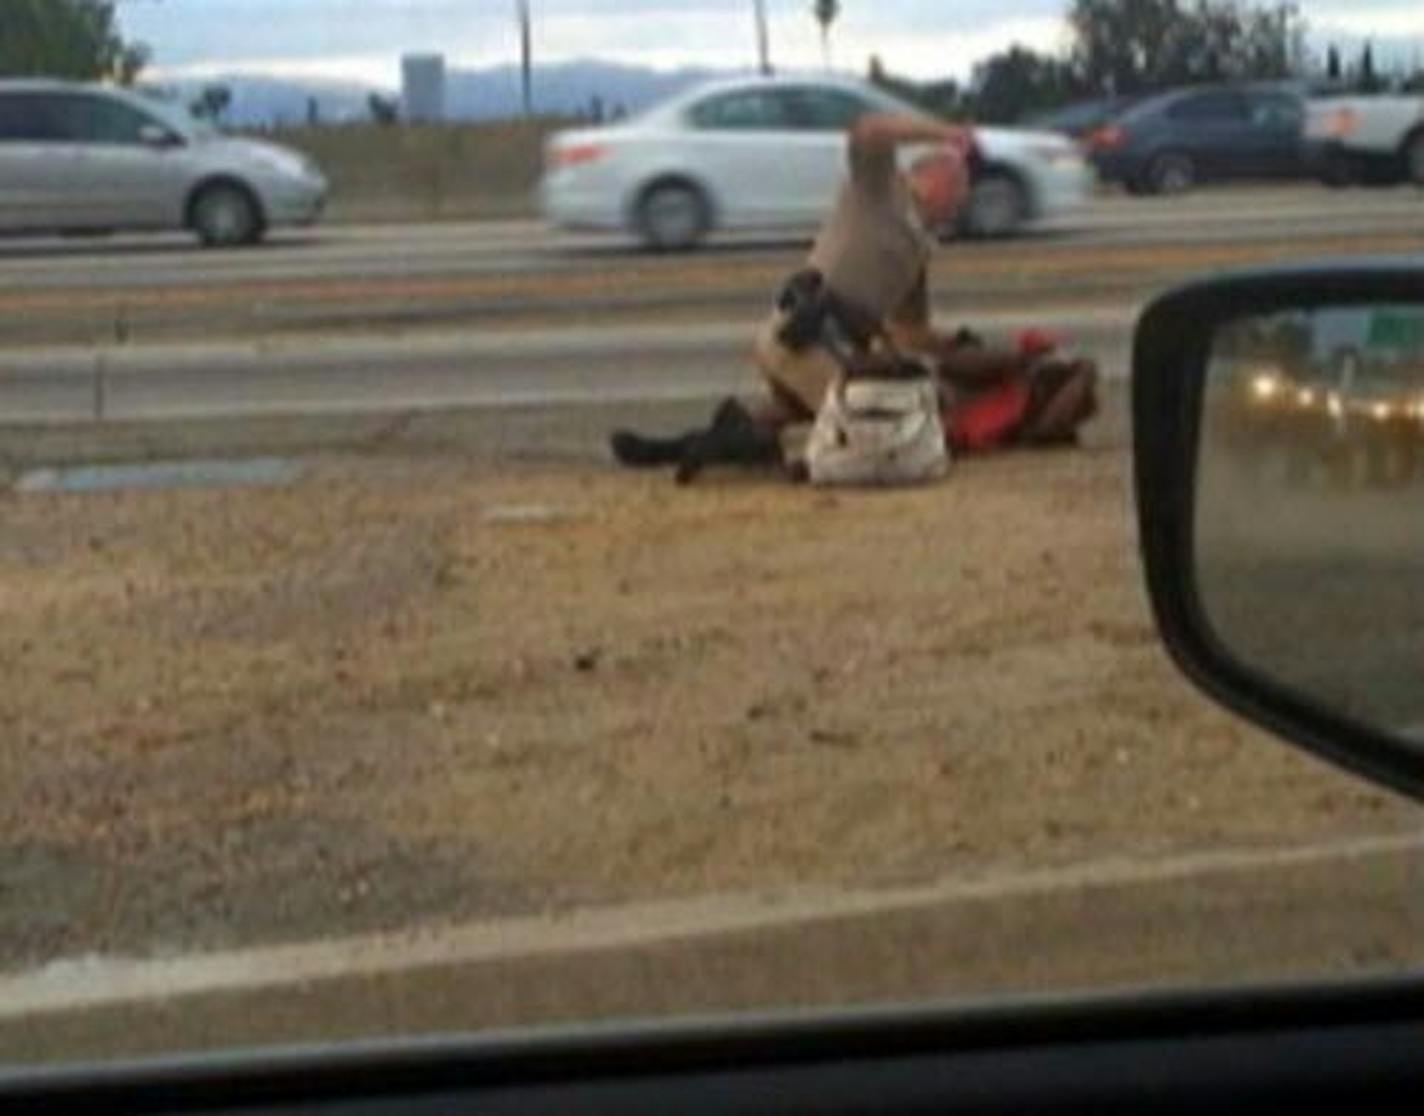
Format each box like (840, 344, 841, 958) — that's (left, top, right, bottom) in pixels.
(139, 123, 183, 149)
(1133, 259, 1424, 803)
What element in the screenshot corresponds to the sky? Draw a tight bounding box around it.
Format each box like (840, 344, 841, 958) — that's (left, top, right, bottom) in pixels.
(117, 0, 1424, 89)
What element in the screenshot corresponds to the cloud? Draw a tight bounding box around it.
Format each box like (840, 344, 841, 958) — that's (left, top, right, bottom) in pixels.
(1293, 2, 1424, 70)
(124, 0, 1068, 82)
(123, 1, 1424, 84)
(1309, 2, 1424, 39)
(155, 55, 403, 89)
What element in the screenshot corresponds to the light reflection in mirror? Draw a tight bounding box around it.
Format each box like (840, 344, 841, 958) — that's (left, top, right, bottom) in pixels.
(1196, 303, 1424, 747)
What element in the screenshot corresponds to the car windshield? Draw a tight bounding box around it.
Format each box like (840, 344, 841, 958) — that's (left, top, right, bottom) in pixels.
(133, 88, 220, 139)
(1, 0, 1421, 1073)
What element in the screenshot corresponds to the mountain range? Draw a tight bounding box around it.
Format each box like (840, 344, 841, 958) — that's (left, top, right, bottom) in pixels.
(152, 31, 1424, 130)
(153, 60, 736, 127)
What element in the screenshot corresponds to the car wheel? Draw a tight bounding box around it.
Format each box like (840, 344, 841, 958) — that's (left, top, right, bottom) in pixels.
(962, 173, 1027, 238)
(1403, 130, 1424, 187)
(192, 183, 263, 248)
(1145, 151, 1196, 196)
(635, 182, 709, 252)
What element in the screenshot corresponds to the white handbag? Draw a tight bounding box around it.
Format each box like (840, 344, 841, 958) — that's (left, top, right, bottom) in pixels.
(804, 372, 950, 487)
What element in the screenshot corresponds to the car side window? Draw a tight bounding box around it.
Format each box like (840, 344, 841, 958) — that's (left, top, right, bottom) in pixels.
(785, 88, 875, 131)
(686, 90, 794, 131)
(53, 93, 165, 144)
(1167, 91, 1249, 123)
(1250, 93, 1304, 129)
(0, 93, 70, 142)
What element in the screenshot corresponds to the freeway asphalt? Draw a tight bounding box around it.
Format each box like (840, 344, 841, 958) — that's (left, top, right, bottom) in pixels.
(0, 184, 1417, 424)
(0, 185, 1419, 293)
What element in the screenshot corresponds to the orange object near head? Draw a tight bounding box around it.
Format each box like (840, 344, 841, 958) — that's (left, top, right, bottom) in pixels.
(908, 145, 970, 228)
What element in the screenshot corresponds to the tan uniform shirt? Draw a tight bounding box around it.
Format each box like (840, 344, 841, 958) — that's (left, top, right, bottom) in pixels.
(755, 136, 933, 413)
(808, 141, 933, 331)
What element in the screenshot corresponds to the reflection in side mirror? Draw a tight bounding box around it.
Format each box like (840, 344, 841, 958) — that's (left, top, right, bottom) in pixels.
(1195, 303, 1424, 747)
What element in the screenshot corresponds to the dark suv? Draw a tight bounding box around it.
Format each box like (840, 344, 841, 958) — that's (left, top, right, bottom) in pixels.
(1086, 84, 1307, 195)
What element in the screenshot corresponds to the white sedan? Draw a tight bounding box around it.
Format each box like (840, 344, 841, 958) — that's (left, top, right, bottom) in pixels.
(540, 74, 1091, 250)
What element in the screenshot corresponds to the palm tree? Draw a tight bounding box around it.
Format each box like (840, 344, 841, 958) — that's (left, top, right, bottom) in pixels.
(813, 0, 841, 72)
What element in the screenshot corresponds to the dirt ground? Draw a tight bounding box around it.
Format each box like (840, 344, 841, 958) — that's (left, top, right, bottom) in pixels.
(1, 445, 1418, 971)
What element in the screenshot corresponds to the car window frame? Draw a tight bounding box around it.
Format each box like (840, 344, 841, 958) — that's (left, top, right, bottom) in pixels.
(52, 91, 175, 146)
(5, 974, 1424, 1111)
(781, 85, 878, 132)
(684, 88, 798, 132)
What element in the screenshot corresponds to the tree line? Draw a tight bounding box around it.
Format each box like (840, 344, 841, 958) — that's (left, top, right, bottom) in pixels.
(0, 0, 147, 84)
(873, 1, 1423, 125)
(4, 0, 1421, 130)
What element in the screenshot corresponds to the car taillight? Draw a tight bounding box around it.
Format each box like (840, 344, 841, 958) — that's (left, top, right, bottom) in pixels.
(550, 143, 606, 170)
(1085, 125, 1126, 151)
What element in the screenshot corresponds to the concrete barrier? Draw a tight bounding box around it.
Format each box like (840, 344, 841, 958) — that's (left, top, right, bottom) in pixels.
(259, 118, 576, 224)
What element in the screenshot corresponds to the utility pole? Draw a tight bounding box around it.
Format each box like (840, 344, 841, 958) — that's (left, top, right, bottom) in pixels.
(753, 0, 772, 76)
(518, 0, 533, 117)
(814, 0, 840, 73)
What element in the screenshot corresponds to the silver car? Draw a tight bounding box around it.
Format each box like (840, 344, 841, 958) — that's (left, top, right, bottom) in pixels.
(0, 80, 328, 247)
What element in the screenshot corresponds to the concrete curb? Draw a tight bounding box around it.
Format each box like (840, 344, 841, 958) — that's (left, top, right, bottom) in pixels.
(3, 831, 1421, 1064)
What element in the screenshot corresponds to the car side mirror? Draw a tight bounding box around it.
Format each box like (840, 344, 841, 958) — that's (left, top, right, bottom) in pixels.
(1133, 262, 1424, 802)
(139, 123, 182, 149)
